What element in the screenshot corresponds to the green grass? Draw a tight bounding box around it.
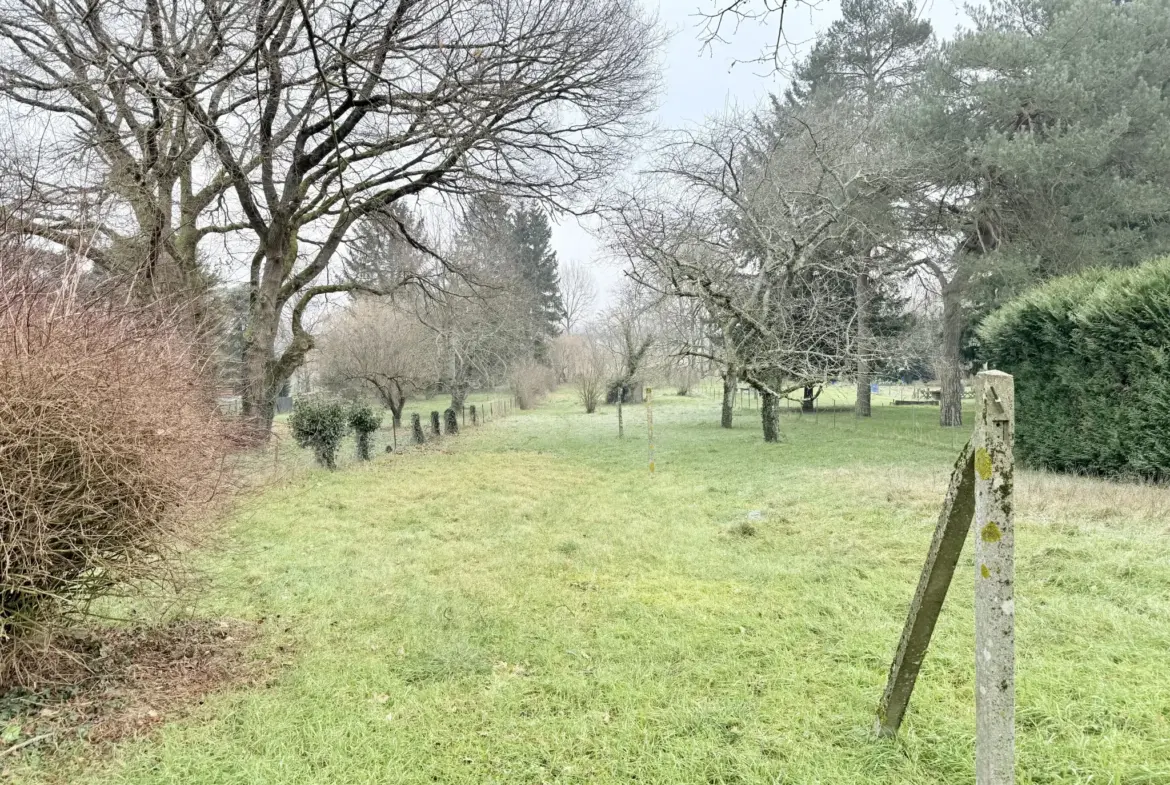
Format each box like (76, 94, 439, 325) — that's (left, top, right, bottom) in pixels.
(15, 389, 1170, 784)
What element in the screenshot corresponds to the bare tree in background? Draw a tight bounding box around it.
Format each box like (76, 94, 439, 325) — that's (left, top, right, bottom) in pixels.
(318, 299, 440, 426)
(656, 295, 709, 396)
(596, 282, 655, 437)
(0, 0, 660, 437)
(614, 104, 905, 441)
(569, 336, 610, 413)
(559, 261, 598, 334)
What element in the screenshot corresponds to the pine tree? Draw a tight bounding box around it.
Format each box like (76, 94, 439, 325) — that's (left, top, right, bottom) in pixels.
(511, 206, 565, 359)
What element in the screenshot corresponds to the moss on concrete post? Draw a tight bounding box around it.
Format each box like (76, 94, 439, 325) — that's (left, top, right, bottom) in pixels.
(974, 370, 1015, 785)
(444, 407, 458, 435)
(411, 413, 425, 445)
(430, 411, 441, 438)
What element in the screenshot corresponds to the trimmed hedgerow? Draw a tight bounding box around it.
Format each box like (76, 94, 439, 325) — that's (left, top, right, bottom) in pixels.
(349, 403, 383, 461)
(978, 257, 1170, 480)
(289, 399, 350, 469)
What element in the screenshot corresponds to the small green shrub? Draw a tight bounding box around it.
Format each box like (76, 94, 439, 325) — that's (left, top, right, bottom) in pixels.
(348, 404, 383, 461)
(289, 399, 350, 469)
(978, 256, 1170, 479)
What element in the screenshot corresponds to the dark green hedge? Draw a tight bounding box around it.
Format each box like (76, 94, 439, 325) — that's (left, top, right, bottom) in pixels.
(978, 257, 1170, 480)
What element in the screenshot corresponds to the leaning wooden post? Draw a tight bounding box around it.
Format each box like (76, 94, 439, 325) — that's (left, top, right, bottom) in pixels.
(974, 370, 1015, 785)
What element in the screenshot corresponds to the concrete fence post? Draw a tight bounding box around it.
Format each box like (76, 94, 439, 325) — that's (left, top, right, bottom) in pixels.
(410, 413, 424, 445)
(974, 370, 1015, 785)
(430, 410, 441, 438)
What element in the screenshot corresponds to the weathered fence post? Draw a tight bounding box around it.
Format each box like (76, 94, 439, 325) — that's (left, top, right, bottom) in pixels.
(875, 369, 1016, 785)
(444, 407, 458, 435)
(411, 413, 424, 445)
(974, 370, 1015, 785)
(430, 411, 441, 438)
(470, 404, 477, 425)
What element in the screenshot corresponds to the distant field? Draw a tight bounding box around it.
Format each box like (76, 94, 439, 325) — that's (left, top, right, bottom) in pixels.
(17, 390, 1170, 784)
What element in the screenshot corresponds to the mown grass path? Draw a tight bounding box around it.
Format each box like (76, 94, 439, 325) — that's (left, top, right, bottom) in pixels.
(22, 391, 1170, 783)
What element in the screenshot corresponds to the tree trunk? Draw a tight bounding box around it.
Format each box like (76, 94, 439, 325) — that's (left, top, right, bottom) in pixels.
(720, 367, 737, 428)
(356, 432, 372, 461)
(855, 269, 872, 418)
(239, 233, 301, 441)
(761, 390, 779, 443)
(449, 381, 469, 412)
(240, 350, 282, 441)
(802, 385, 816, 413)
(939, 277, 965, 427)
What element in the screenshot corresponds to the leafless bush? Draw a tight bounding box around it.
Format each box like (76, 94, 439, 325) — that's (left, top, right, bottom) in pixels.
(0, 256, 231, 688)
(572, 341, 610, 414)
(511, 361, 556, 410)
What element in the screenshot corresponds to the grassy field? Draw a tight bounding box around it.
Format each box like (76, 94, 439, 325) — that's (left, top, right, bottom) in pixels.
(14, 388, 1170, 784)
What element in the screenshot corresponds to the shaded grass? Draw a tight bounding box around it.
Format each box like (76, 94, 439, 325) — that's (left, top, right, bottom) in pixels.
(12, 390, 1170, 783)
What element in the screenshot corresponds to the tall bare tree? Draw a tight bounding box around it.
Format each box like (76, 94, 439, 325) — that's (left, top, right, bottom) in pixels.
(559, 261, 598, 334)
(0, 0, 660, 437)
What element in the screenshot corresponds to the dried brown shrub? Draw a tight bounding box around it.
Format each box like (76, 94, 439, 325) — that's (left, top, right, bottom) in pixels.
(511, 360, 556, 410)
(0, 256, 231, 689)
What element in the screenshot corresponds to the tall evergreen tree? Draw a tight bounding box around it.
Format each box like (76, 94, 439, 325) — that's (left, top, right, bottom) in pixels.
(907, 0, 1170, 425)
(511, 207, 565, 359)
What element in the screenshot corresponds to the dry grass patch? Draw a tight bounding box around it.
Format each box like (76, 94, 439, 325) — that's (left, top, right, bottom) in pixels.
(0, 619, 266, 763)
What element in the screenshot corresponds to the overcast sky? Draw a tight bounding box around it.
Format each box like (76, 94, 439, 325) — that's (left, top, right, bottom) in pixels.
(554, 0, 977, 315)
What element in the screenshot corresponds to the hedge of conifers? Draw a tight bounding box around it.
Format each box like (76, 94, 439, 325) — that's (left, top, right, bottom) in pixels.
(978, 256, 1170, 479)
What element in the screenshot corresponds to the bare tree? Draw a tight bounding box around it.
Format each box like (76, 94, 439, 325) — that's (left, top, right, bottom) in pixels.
(596, 282, 655, 437)
(656, 295, 709, 396)
(613, 104, 906, 441)
(559, 261, 598, 334)
(570, 335, 610, 413)
(317, 299, 440, 426)
(0, 0, 661, 437)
